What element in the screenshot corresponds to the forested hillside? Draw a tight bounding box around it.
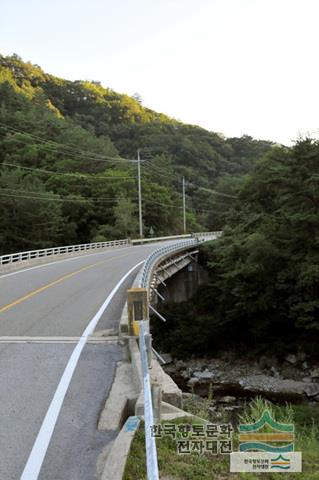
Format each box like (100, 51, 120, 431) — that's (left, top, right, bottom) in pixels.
(153, 139, 319, 356)
(0, 53, 273, 254)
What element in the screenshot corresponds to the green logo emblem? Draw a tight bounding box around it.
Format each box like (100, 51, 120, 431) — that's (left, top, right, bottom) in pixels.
(239, 410, 294, 453)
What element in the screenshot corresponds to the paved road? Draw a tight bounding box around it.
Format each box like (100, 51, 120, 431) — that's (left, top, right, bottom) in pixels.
(0, 243, 168, 480)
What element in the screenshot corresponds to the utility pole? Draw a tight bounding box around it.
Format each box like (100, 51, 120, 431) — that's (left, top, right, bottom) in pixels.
(182, 176, 186, 234)
(137, 149, 143, 238)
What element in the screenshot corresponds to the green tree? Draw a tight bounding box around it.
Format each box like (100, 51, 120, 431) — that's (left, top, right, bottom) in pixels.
(0, 169, 65, 254)
(113, 195, 138, 238)
(0, 52, 275, 252)
(154, 139, 319, 356)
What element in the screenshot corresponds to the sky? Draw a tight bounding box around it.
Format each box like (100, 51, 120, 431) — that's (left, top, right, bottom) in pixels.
(1, 0, 319, 145)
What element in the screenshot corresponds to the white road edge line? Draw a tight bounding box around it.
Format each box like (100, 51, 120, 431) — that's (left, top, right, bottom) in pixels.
(0, 240, 177, 280)
(0, 246, 135, 279)
(0, 241, 174, 279)
(20, 260, 144, 480)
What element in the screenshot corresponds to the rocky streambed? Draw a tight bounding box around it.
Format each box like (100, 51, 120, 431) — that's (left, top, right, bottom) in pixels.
(163, 352, 319, 405)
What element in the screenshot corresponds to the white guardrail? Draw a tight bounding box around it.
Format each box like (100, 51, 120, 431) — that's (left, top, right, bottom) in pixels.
(0, 239, 129, 266)
(139, 239, 198, 288)
(139, 320, 159, 480)
(0, 231, 220, 479)
(0, 232, 219, 267)
(137, 231, 221, 480)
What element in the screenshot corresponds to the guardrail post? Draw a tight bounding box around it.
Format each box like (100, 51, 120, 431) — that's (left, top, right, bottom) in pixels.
(127, 288, 149, 336)
(151, 382, 162, 425)
(145, 333, 152, 368)
(138, 321, 160, 479)
(0, 232, 221, 267)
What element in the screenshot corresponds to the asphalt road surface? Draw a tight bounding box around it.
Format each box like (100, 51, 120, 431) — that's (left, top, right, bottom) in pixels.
(0, 243, 170, 480)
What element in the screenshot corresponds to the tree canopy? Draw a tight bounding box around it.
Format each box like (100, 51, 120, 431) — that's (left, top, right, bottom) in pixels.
(153, 139, 319, 356)
(0, 53, 273, 254)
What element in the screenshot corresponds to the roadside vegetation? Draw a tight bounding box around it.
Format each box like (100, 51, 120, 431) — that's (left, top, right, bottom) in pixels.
(0, 53, 272, 254)
(123, 397, 319, 479)
(153, 139, 319, 358)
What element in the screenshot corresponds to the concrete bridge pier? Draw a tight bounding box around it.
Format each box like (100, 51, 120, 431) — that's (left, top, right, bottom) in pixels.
(158, 259, 209, 303)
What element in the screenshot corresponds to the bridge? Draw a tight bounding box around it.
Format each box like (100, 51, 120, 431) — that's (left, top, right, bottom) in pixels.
(0, 233, 219, 480)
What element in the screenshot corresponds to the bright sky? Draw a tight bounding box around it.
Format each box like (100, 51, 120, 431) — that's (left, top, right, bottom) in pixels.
(1, 0, 319, 145)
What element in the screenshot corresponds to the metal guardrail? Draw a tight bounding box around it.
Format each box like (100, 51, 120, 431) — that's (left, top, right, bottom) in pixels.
(139, 239, 198, 288)
(136, 231, 221, 479)
(132, 234, 192, 244)
(133, 232, 219, 246)
(138, 321, 159, 480)
(139, 232, 221, 289)
(0, 239, 129, 266)
(0, 231, 221, 267)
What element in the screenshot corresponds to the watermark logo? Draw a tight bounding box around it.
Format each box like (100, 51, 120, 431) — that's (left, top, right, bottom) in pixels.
(151, 422, 233, 455)
(239, 409, 294, 452)
(270, 454, 291, 470)
(230, 410, 302, 472)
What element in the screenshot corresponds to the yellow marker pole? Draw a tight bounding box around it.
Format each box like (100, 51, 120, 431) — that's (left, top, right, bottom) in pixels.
(127, 288, 149, 336)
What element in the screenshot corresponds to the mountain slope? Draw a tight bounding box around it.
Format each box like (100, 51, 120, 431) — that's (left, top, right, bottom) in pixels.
(0, 53, 274, 253)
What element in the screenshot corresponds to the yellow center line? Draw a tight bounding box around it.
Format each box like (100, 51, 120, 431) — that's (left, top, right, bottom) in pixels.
(0, 251, 135, 314)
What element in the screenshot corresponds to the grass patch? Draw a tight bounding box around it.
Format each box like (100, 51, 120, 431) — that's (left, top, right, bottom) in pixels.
(123, 398, 319, 480)
(123, 416, 231, 480)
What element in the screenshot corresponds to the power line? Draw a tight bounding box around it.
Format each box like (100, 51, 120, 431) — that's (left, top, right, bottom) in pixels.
(0, 186, 133, 200)
(0, 187, 139, 204)
(143, 164, 238, 200)
(0, 187, 230, 216)
(1, 132, 127, 166)
(0, 192, 130, 205)
(1, 125, 238, 199)
(0, 123, 236, 222)
(194, 185, 238, 199)
(143, 160, 237, 201)
(144, 198, 229, 215)
(144, 199, 177, 209)
(0, 123, 136, 164)
(142, 159, 182, 182)
(2, 155, 232, 204)
(1, 162, 136, 180)
(0, 123, 127, 161)
(142, 168, 235, 209)
(0, 191, 81, 203)
(193, 207, 229, 214)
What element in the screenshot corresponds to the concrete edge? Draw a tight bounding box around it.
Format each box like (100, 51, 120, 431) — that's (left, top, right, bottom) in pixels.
(100, 243, 200, 479)
(119, 255, 183, 411)
(101, 416, 141, 480)
(119, 268, 142, 335)
(98, 361, 138, 432)
(100, 408, 206, 480)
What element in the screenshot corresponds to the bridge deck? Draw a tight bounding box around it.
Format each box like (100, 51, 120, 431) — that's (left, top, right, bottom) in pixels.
(0, 242, 172, 480)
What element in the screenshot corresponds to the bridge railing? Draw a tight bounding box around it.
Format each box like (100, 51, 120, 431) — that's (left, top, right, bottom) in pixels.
(0, 232, 221, 267)
(139, 231, 221, 289)
(139, 239, 198, 289)
(0, 239, 129, 266)
(132, 234, 192, 244)
(133, 231, 221, 480)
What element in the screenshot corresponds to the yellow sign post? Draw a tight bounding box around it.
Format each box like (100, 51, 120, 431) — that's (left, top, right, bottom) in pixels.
(127, 288, 149, 336)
